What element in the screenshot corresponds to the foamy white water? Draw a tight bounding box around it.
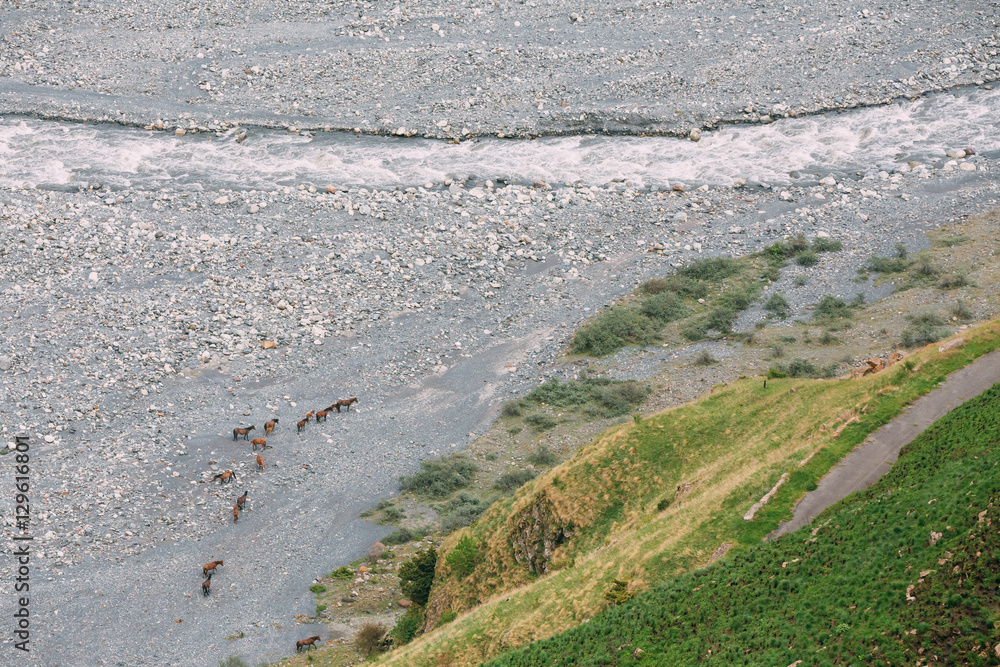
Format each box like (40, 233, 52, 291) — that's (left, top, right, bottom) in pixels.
(0, 88, 997, 192)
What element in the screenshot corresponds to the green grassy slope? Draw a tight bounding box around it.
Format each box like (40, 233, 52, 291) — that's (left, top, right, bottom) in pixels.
(487, 384, 1000, 666)
(372, 321, 1000, 667)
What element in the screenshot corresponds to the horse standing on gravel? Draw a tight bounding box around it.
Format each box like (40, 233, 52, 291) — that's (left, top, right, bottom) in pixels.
(236, 490, 248, 513)
(202, 560, 223, 576)
(257, 454, 264, 471)
(202, 575, 212, 596)
(296, 636, 321, 652)
(264, 418, 279, 435)
(212, 471, 237, 484)
(333, 397, 358, 412)
(233, 505, 239, 524)
(233, 426, 256, 441)
(251, 438, 267, 451)
(297, 419, 307, 433)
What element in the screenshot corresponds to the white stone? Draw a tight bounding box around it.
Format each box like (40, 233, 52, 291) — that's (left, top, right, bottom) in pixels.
(819, 176, 837, 186)
(958, 163, 977, 172)
(88, 271, 99, 282)
(214, 196, 230, 205)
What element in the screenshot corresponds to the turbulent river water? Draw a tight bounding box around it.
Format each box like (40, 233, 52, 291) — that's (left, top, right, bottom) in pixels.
(1, 87, 998, 192)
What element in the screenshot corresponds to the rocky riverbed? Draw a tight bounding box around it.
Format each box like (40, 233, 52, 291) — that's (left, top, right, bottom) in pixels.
(1, 0, 998, 138)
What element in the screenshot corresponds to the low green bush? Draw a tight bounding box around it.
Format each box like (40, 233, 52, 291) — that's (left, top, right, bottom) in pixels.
(764, 292, 790, 319)
(438, 492, 491, 532)
(398, 548, 437, 606)
(527, 445, 559, 467)
(445, 535, 480, 578)
(494, 469, 538, 494)
(399, 455, 478, 498)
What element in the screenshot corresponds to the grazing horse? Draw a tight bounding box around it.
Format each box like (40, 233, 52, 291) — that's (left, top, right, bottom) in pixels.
(315, 409, 329, 422)
(257, 454, 264, 471)
(233, 425, 256, 441)
(202, 575, 212, 596)
(202, 560, 223, 576)
(296, 636, 321, 652)
(264, 418, 279, 435)
(212, 471, 237, 484)
(233, 505, 239, 523)
(251, 438, 266, 451)
(236, 490, 248, 512)
(296, 419, 307, 433)
(334, 397, 358, 412)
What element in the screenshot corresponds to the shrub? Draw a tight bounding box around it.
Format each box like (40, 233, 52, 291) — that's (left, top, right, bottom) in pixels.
(501, 399, 526, 417)
(640, 291, 688, 324)
(681, 321, 708, 341)
(911, 256, 939, 277)
(764, 292, 790, 319)
(392, 606, 425, 645)
(316, 604, 327, 614)
(591, 381, 652, 417)
(656, 497, 671, 512)
(528, 445, 559, 467)
(494, 469, 538, 494)
(377, 507, 405, 525)
(933, 234, 969, 247)
(951, 300, 973, 321)
(706, 307, 738, 333)
(794, 274, 809, 287)
(641, 274, 708, 299)
(399, 455, 478, 498)
(570, 305, 658, 356)
(850, 292, 866, 307)
(900, 313, 948, 348)
(354, 622, 389, 656)
(368, 542, 386, 562)
(677, 257, 741, 282)
(770, 358, 838, 379)
(309, 584, 327, 594)
(937, 273, 968, 290)
(219, 658, 249, 667)
(719, 284, 757, 311)
(383, 526, 427, 546)
(437, 610, 459, 627)
(819, 331, 838, 345)
(438, 492, 490, 531)
(893, 242, 908, 259)
(329, 566, 354, 579)
(693, 350, 717, 366)
(813, 295, 852, 322)
(376, 498, 393, 510)
(811, 237, 843, 252)
(445, 535, 480, 578)
(398, 548, 437, 606)
(525, 413, 558, 431)
(769, 344, 785, 359)
(795, 249, 819, 267)
(604, 579, 636, 606)
(867, 255, 909, 273)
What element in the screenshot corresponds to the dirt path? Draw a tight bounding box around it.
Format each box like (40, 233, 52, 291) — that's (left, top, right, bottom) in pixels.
(770, 347, 1000, 540)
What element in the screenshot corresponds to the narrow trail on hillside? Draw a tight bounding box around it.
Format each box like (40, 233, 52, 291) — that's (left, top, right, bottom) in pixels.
(770, 347, 1000, 540)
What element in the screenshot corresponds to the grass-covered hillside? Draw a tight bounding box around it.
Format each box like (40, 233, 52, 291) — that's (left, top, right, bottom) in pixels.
(488, 382, 1000, 666)
(372, 320, 1000, 667)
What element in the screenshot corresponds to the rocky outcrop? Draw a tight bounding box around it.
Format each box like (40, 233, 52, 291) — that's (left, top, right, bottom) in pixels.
(510, 493, 574, 575)
(851, 351, 905, 379)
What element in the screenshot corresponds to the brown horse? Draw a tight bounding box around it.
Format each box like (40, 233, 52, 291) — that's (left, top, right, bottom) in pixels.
(233, 505, 239, 523)
(202, 575, 212, 596)
(305, 410, 315, 421)
(251, 438, 266, 451)
(315, 409, 329, 422)
(257, 454, 264, 471)
(202, 560, 223, 576)
(334, 397, 358, 412)
(212, 471, 237, 484)
(297, 419, 307, 433)
(236, 490, 248, 512)
(264, 418, 279, 435)
(296, 636, 321, 652)
(233, 425, 256, 440)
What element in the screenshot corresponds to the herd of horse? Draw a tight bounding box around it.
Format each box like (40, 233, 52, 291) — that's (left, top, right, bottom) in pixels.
(199, 397, 359, 653)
